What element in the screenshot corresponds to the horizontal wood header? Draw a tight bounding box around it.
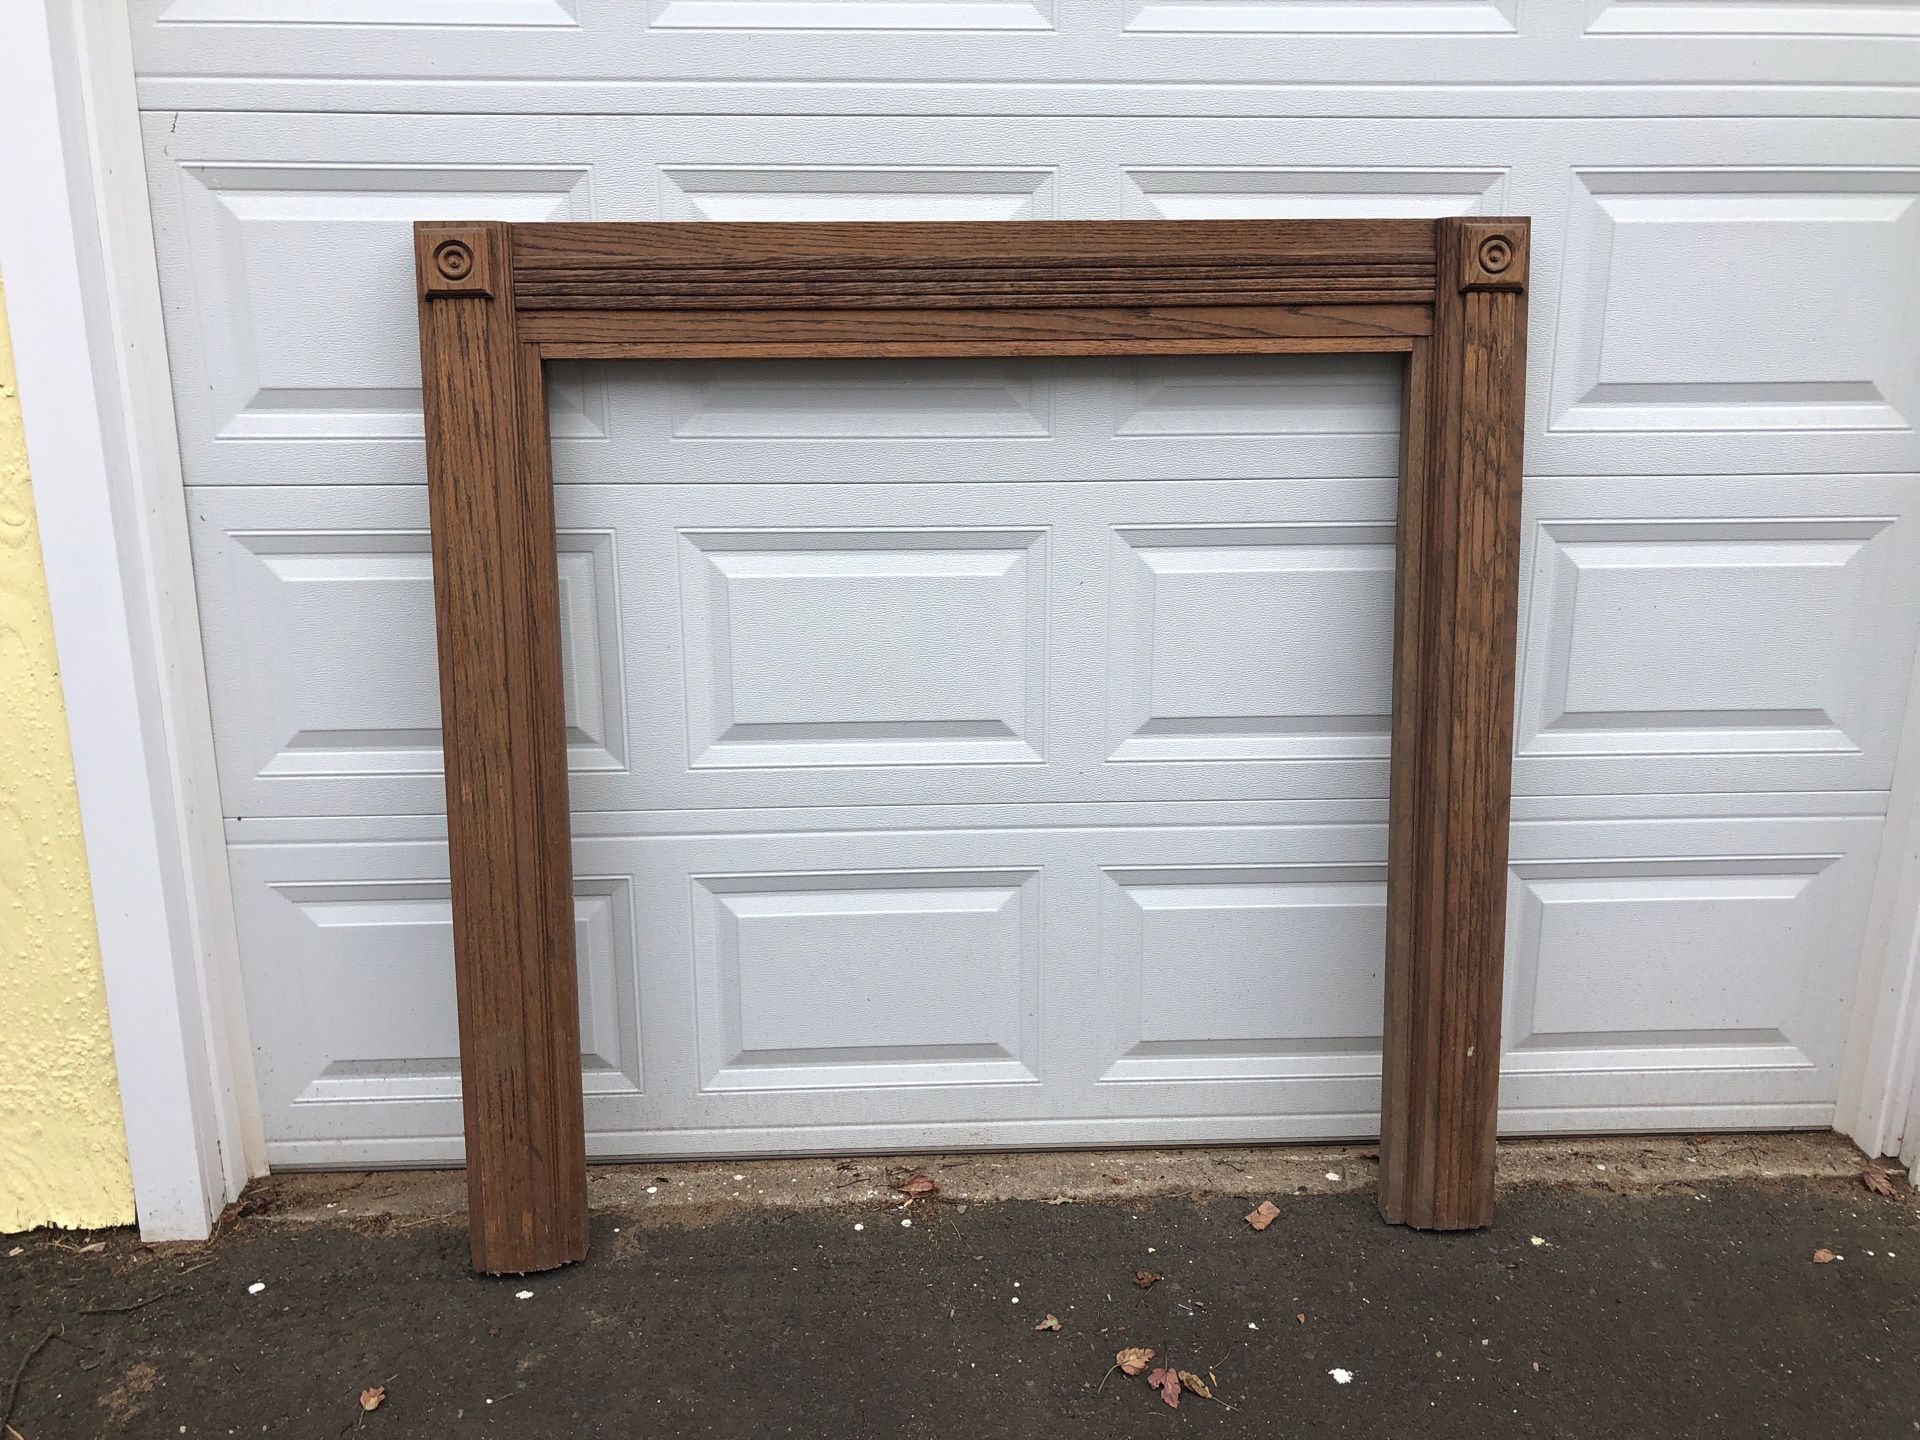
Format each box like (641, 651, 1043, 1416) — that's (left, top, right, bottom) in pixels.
(511, 218, 1441, 271)
(509, 218, 1446, 313)
(414, 216, 1525, 357)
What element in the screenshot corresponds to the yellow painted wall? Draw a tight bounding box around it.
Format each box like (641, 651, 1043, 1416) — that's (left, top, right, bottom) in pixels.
(0, 275, 137, 1233)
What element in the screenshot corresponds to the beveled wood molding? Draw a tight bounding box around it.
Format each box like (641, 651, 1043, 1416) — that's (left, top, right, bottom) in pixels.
(414, 216, 1530, 1273)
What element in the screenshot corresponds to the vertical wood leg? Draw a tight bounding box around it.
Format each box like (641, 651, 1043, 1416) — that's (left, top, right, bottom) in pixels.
(415, 222, 588, 1274)
(1380, 217, 1530, 1231)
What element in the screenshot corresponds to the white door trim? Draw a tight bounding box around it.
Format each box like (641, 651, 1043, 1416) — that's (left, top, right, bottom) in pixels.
(1838, 629, 1920, 1165)
(0, 0, 261, 1240)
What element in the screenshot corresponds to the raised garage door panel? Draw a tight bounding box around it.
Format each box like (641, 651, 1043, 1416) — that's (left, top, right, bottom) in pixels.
(230, 813, 1882, 1165)
(125, 1, 1920, 92)
(142, 114, 1920, 487)
(187, 475, 1920, 818)
(190, 475, 1414, 817)
(138, 97, 1920, 1164)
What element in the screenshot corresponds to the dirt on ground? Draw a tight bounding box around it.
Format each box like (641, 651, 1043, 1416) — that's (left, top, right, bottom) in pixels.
(2, 1149, 1916, 1438)
(242, 1131, 1871, 1226)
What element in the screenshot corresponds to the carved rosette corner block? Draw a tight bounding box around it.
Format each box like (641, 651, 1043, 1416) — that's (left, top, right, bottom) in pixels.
(1457, 220, 1528, 293)
(416, 223, 499, 301)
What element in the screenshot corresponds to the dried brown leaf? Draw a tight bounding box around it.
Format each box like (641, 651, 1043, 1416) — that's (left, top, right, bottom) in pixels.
(1812, 1247, 1842, 1264)
(1146, 1368, 1182, 1409)
(1296, 1312, 1308, 1324)
(1115, 1347, 1155, 1377)
(1244, 1200, 1281, 1232)
(1863, 1164, 1901, 1198)
(1033, 1314, 1061, 1332)
(1178, 1370, 1213, 1399)
(894, 1174, 938, 1199)
(1134, 1269, 1163, 1290)
(359, 1387, 386, 1413)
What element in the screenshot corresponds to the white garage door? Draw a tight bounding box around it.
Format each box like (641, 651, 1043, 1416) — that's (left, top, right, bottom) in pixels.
(131, 18, 1920, 1167)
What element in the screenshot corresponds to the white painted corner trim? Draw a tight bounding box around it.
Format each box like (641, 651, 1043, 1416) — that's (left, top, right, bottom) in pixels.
(1838, 623, 1920, 1169)
(0, 0, 262, 1239)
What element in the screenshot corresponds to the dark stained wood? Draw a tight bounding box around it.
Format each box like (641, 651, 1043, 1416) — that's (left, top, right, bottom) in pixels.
(414, 221, 588, 1275)
(1379, 332, 1432, 1229)
(413, 215, 1530, 1271)
(520, 302, 1430, 355)
(511, 218, 1438, 277)
(1379, 216, 1530, 1230)
(536, 335, 1420, 361)
(517, 275, 1438, 309)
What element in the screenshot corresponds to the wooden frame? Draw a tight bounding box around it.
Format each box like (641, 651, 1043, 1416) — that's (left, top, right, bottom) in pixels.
(414, 217, 1530, 1274)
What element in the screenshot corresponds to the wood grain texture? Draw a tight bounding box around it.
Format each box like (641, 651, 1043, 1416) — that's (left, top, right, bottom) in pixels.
(415, 221, 588, 1275)
(1379, 216, 1530, 1231)
(536, 336, 1418, 361)
(413, 215, 1528, 1267)
(511, 219, 1438, 290)
(513, 221, 1437, 357)
(521, 303, 1429, 355)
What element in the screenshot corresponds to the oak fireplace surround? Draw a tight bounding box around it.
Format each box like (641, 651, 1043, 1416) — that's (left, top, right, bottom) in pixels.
(413, 216, 1530, 1274)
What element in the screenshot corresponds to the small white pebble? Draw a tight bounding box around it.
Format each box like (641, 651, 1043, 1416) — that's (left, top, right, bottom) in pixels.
(515, 1289, 534, 1300)
(1013, 1281, 1021, 1287)
(1530, 1236, 1547, 1247)
(733, 1174, 745, 1181)
(854, 1223, 864, 1232)
(901, 1219, 912, 1228)
(246, 1282, 265, 1295)
(1330, 1368, 1354, 1385)
(646, 1186, 657, 1195)
(1146, 1248, 1155, 1254)
(1011, 1297, 1020, 1304)
(1326, 1172, 1342, 1182)
(1248, 1322, 1259, 1331)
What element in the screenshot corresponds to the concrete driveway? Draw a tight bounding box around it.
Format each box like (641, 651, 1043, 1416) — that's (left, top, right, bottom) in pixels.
(2, 1136, 1914, 1438)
